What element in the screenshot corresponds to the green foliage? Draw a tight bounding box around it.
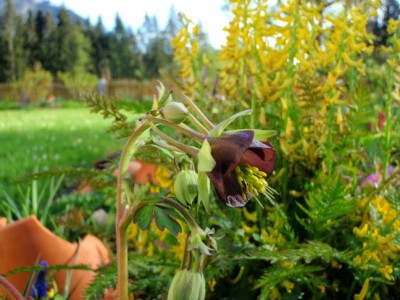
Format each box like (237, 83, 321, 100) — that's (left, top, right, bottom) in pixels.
(296, 175, 356, 240)
(0, 175, 64, 224)
(0, 108, 121, 197)
(133, 203, 183, 236)
(17, 62, 52, 105)
(57, 71, 97, 99)
(85, 253, 179, 300)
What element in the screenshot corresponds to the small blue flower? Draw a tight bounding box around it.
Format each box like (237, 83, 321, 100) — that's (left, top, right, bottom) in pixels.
(30, 261, 48, 299)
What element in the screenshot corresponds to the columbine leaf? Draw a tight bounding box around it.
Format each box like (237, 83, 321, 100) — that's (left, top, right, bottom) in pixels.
(226, 129, 277, 140)
(208, 109, 252, 137)
(133, 205, 154, 230)
(154, 206, 182, 236)
(198, 140, 215, 172)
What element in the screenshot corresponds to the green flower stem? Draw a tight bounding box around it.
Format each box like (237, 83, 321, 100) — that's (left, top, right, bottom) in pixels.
(187, 112, 209, 135)
(179, 92, 215, 130)
(116, 122, 150, 300)
(161, 197, 199, 230)
(148, 123, 199, 157)
(152, 140, 187, 154)
(180, 232, 191, 270)
(141, 115, 206, 142)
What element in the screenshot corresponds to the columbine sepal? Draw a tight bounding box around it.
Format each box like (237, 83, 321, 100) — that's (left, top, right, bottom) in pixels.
(167, 269, 206, 300)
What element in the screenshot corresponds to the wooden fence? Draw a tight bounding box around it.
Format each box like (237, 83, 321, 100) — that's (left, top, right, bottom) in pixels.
(0, 79, 156, 103)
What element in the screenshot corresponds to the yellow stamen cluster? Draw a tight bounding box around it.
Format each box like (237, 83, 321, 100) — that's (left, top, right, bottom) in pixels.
(235, 164, 268, 199)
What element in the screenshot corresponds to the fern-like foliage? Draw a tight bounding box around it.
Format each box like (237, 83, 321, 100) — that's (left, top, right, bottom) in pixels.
(239, 241, 353, 299)
(85, 253, 179, 300)
(86, 94, 135, 137)
(239, 241, 352, 266)
(256, 265, 324, 300)
(296, 174, 356, 240)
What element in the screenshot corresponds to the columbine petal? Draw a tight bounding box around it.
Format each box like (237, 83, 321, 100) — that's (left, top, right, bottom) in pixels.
(205, 130, 276, 207)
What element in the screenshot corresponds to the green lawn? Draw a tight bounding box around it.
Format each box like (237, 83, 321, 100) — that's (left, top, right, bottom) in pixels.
(0, 108, 124, 190)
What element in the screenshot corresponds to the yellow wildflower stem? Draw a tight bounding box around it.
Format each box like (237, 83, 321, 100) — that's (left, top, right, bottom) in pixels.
(116, 122, 150, 300)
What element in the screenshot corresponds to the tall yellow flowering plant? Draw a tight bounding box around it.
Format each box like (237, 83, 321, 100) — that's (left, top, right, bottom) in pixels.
(171, 0, 399, 299)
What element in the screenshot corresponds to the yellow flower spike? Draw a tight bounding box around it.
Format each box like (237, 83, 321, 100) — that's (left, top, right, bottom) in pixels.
(336, 107, 344, 133)
(353, 223, 369, 237)
(281, 280, 295, 293)
(379, 265, 393, 281)
(127, 223, 139, 241)
(354, 279, 369, 300)
(388, 19, 400, 35)
(192, 24, 200, 35)
(242, 207, 258, 223)
(241, 221, 258, 234)
(375, 233, 395, 245)
(357, 197, 369, 210)
(147, 243, 154, 257)
(208, 279, 216, 292)
(280, 261, 294, 269)
(392, 219, 400, 231)
(269, 287, 281, 300)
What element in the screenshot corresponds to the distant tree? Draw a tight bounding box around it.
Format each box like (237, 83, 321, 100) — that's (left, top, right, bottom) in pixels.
(108, 15, 141, 79)
(163, 6, 179, 57)
(24, 10, 38, 68)
(0, 0, 17, 81)
(13, 14, 26, 80)
(36, 10, 57, 73)
(138, 12, 177, 78)
(85, 17, 110, 77)
(52, 8, 92, 75)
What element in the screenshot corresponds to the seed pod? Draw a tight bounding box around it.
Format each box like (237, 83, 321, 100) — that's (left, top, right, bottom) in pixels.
(161, 102, 189, 124)
(174, 170, 198, 206)
(167, 269, 206, 300)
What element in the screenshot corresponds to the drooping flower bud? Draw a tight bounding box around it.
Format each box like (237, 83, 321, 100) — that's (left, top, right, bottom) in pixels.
(174, 170, 198, 206)
(167, 269, 206, 300)
(161, 102, 189, 124)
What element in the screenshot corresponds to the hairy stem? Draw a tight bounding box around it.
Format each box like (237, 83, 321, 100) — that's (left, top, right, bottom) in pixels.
(149, 123, 199, 157)
(141, 115, 206, 142)
(116, 122, 150, 300)
(178, 92, 214, 130)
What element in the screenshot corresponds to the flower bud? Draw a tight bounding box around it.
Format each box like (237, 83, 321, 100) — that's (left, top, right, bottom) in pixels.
(174, 170, 198, 206)
(160, 102, 189, 124)
(168, 269, 206, 300)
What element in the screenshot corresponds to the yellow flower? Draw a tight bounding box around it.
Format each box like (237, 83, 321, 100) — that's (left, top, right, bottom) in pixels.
(281, 280, 294, 293)
(379, 265, 393, 280)
(354, 279, 369, 300)
(353, 223, 369, 237)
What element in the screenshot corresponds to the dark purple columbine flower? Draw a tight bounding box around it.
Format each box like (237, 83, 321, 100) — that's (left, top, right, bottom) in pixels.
(30, 261, 48, 299)
(206, 130, 276, 207)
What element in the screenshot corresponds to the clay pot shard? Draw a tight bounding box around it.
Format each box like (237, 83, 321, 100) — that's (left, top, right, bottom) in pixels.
(0, 215, 110, 300)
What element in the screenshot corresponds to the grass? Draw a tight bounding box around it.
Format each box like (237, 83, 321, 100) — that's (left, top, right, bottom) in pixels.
(0, 107, 124, 192)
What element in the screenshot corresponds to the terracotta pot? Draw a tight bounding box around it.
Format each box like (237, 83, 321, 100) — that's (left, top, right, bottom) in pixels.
(0, 276, 23, 299)
(0, 216, 110, 299)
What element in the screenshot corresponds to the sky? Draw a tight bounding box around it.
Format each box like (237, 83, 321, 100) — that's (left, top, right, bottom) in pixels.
(46, 0, 231, 48)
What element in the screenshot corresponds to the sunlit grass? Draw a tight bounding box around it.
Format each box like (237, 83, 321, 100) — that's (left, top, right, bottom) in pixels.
(0, 108, 124, 189)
